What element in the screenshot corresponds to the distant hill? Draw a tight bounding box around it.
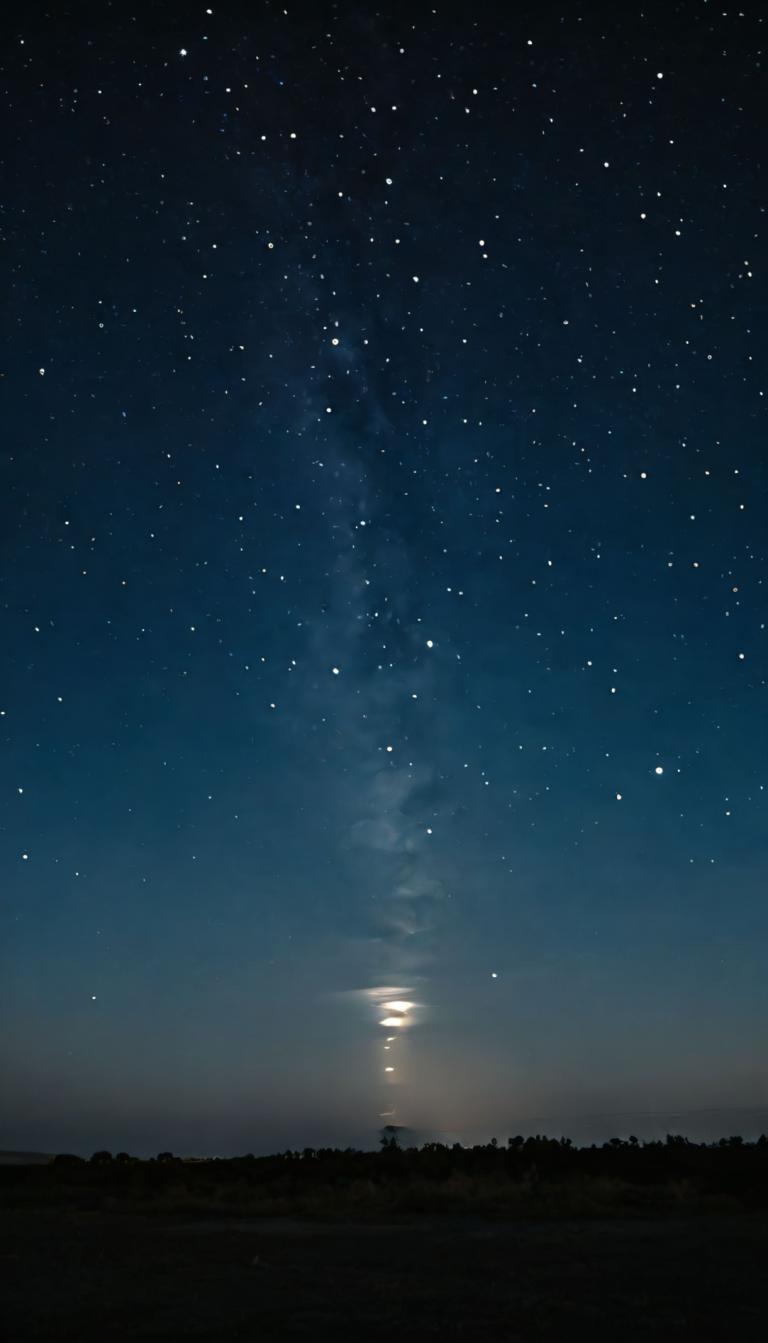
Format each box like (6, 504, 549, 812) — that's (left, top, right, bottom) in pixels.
(0, 1151, 53, 1166)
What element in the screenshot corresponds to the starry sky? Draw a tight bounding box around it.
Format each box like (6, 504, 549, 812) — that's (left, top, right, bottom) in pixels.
(2, 2, 767, 1157)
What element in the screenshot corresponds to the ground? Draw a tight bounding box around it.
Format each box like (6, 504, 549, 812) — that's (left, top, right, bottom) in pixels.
(2, 1210, 767, 1340)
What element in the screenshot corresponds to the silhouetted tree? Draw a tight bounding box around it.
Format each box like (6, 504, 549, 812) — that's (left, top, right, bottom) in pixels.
(380, 1125, 404, 1151)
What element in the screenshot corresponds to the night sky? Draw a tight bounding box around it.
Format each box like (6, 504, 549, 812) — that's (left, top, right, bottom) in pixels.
(2, 2, 767, 1158)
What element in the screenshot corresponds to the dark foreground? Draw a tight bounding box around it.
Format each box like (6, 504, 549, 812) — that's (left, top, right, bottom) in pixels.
(3, 1209, 767, 1341)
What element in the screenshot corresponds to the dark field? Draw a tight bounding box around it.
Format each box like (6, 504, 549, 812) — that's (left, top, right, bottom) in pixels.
(3, 1207, 767, 1341)
(3, 1142, 767, 1339)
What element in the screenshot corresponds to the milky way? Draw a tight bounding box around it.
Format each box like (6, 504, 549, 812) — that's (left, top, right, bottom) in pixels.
(2, 4, 767, 1156)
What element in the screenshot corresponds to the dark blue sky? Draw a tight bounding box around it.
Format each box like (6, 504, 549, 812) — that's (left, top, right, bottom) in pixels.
(2, 1, 767, 1156)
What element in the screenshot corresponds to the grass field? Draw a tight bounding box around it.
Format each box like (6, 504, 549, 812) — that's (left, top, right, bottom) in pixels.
(3, 1141, 766, 1339)
(3, 1207, 767, 1340)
